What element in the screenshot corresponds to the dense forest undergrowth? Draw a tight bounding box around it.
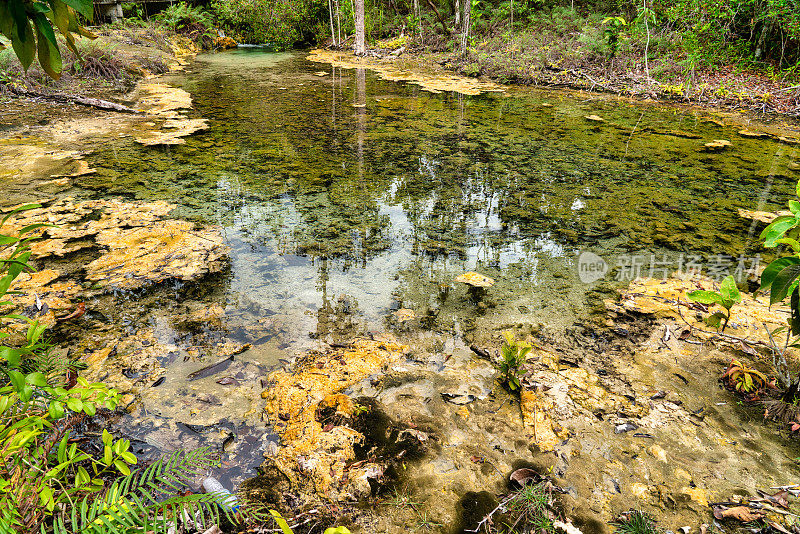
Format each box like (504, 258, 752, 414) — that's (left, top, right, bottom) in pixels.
(4, 0, 800, 113)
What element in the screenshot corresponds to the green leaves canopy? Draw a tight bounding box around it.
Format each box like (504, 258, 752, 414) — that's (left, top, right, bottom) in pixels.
(0, 0, 96, 79)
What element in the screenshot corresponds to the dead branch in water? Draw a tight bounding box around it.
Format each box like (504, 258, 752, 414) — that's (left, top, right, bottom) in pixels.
(9, 86, 142, 114)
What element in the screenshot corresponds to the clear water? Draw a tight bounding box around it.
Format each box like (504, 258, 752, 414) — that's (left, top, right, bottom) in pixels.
(77, 49, 800, 348)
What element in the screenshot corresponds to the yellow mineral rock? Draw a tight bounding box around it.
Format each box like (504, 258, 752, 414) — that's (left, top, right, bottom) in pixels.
(135, 118, 209, 146)
(609, 276, 788, 348)
(681, 486, 709, 507)
(737, 208, 790, 224)
(86, 220, 229, 290)
(738, 129, 768, 138)
(520, 388, 564, 452)
(455, 271, 495, 288)
(307, 49, 505, 96)
(630, 482, 651, 498)
(702, 139, 732, 151)
(393, 308, 415, 322)
(261, 336, 408, 498)
(137, 83, 193, 113)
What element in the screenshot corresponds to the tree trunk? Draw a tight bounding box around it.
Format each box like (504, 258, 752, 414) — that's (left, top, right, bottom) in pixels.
(413, 0, 421, 41)
(454, 0, 460, 26)
(335, 0, 342, 46)
(354, 0, 366, 55)
(328, 0, 337, 46)
(460, 0, 470, 55)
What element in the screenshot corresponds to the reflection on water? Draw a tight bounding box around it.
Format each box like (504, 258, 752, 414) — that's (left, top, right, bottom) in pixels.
(82, 49, 800, 345)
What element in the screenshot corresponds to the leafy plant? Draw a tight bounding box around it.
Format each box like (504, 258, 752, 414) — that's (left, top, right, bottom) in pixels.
(499, 331, 530, 391)
(601, 15, 626, 57)
(722, 358, 768, 395)
(0, 0, 97, 79)
(759, 180, 800, 338)
(686, 275, 741, 332)
(0, 206, 244, 533)
(269, 510, 352, 534)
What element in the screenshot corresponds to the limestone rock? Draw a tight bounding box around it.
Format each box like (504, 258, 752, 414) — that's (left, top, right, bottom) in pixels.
(261, 335, 408, 499)
(86, 220, 228, 290)
(455, 271, 495, 288)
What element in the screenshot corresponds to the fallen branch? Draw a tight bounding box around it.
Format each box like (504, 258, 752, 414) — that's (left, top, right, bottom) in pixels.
(9, 86, 142, 114)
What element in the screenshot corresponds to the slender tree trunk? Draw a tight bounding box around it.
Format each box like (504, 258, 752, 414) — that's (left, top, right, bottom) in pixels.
(413, 0, 421, 41)
(460, 0, 470, 55)
(335, 0, 342, 46)
(643, 0, 650, 80)
(454, 0, 460, 26)
(354, 0, 366, 55)
(328, 0, 337, 46)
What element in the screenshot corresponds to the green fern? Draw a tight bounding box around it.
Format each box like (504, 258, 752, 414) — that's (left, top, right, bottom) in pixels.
(51, 448, 228, 534)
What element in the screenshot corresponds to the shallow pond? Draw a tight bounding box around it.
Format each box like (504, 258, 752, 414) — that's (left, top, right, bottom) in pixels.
(73, 49, 800, 348)
(23, 49, 800, 528)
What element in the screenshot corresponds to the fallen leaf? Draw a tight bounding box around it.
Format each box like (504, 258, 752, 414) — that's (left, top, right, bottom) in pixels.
(713, 506, 765, 522)
(740, 340, 759, 357)
(510, 468, 541, 487)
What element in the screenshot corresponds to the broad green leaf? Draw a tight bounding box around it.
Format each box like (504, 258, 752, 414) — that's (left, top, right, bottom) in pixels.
(33, 13, 62, 79)
(0, 346, 24, 367)
(61, 0, 93, 20)
(270, 510, 295, 534)
(777, 238, 800, 252)
(791, 200, 800, 214)
(103, 444, 112, 465)
(761, 215, 799, 247)
(8, 370, 25, 392)
(102, 428, 112, 445)
(686, 290, 722, 305)
(24, 372, 47, 387)
(82, 402, 96, 416)
(719, 275, 741, 307)
(113, 459, 131, 476)
(48, 400, 64, 419)
(761, 257, 800, 291)
(57, 434, 68, 463)
(66, 397, 82, 412)
(772, 264, 800, 304)
(9, 18, 35, 71)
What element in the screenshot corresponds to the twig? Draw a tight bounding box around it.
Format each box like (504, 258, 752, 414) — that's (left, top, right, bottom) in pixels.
(464, 494, 515, 533)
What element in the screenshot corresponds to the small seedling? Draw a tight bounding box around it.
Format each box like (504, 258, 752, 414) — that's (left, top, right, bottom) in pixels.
(499, 331, 531, 391)
(722, 358, 768, 394)
(687, 275, 741, 332)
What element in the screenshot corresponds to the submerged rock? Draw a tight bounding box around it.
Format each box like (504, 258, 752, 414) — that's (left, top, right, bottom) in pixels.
(455, 271, 495, 288)
(702, 139, 732, 151)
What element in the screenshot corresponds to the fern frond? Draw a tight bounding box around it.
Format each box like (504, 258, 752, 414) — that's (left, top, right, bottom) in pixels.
(52, 447, 221, 534)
